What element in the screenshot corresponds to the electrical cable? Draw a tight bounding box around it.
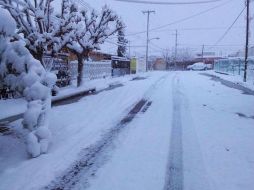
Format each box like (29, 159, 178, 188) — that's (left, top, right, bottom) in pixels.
(211, 6, 246, 47)
(150, 42, 166, 50)
(124, 0, 233, 37)
(115, 0, 223, 5)
(151, 26, 244, 33)
(105, 40, 146, 47)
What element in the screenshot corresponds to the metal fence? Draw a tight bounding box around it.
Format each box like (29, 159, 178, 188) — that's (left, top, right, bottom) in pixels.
(70, 61, 112, 81)
(214, 57, 254, 82)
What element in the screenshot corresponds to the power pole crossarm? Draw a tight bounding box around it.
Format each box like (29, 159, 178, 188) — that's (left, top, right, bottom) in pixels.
(143, 10, 155, 72)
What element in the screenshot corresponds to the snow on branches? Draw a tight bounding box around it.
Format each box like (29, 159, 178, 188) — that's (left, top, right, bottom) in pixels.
(59, 1, 124, 86)
(0, 9, 56, 158)
(117, 22, 128, 57)
(0, 0, 125, 87)
(0, 0, 125, 157)
(0, 0, 57, 63)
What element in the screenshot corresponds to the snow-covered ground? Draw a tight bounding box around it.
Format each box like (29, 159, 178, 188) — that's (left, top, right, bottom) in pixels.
(0, 75, 139, 121)
(0, 72, 160, 190)
(207, 70, 254, 91)
(180, 71, 254, 190)
(0, 71, 254, 190)
(0, 98, 27, 120)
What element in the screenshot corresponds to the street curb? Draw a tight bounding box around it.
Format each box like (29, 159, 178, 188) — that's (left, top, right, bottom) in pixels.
(0, 88, 96, 125)
(52, 88, 96, 106)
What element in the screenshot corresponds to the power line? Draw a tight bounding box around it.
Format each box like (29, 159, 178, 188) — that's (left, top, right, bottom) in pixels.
(125, 0, 233, 37)
(115, 0, 223, 5)
(150, 41, 165, 50)
(105, 40, 146, 47)
(178, 43, 254, 47)
(150, 26, 245, 33)
(149, 46, 165, 53)
(212, 6, 246, 47)
(109, 26, 244, 40)
(108, 25, 244, 42)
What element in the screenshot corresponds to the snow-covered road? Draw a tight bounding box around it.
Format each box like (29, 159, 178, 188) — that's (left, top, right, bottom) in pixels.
(0, 71, 254, 190)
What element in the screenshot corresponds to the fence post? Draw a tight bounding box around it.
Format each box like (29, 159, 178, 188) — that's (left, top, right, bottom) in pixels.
(238, 59, 241, 75)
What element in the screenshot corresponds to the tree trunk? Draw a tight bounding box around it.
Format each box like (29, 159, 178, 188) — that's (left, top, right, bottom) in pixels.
(76, 50, 90, 87)
(77, 53, 84, 87)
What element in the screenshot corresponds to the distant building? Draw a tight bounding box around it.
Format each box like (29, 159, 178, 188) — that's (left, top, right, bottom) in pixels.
(153, 58, 167, 70)
(65, 49, 113, 62)
(229, 46, 254, 57)
(194, 52, 222, 66)
(89, 51, 112, 61)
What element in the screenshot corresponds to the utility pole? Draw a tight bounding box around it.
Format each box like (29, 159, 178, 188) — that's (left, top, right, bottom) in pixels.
(174, 30, 178, 70)
(128, 40, 131, 58)
(201, 44, 205, 59)
(143, 10, 155, 71)
(244, 0, 250, 82)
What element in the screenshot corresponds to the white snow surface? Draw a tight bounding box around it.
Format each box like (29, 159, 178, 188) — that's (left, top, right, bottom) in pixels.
(0, 72, 153, 190)
(0, 98, 27, 120)
(0, 75, 134, 120)
(0, 71, 254, 190)
(208, 70, 254, 90)
(0, 9, 16, 36)
(84, 72, 254, 190)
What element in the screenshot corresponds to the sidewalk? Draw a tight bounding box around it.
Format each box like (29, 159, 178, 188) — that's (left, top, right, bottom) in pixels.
(207, 70, 254, 91)
(0, 88, 96, 125)
(0, 74, 139, 124)
(200, 72, 254, 96)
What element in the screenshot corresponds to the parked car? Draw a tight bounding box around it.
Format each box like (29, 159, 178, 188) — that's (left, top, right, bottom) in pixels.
(206, 64, 213, 70)
(187, 62, 208, 71)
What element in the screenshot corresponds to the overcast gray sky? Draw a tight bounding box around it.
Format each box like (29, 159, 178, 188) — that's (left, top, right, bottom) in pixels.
(73, 0, 254, 56)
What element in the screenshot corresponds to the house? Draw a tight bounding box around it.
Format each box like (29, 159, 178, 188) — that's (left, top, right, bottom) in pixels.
(89, 51, 112, 61)
(66, 50, 113, 62)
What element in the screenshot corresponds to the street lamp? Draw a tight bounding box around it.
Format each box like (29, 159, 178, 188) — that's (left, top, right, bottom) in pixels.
(146, 37, 160, 71)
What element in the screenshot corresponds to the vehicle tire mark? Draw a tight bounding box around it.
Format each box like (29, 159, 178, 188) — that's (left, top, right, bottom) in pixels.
(141, 101, 152, 113)
(45, 99, 147, 190)
(44, 74, 169, 190)
(164, 75, 184, 190)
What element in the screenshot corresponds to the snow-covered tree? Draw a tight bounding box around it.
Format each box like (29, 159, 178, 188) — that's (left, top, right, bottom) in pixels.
(117, 22, 128, 57)
(162, 48, 172, 69)
(0, 9, 56, 158)
(177, 48, 194, 62)
(60, 2, 124, 87)
(0, 0, 59, 64)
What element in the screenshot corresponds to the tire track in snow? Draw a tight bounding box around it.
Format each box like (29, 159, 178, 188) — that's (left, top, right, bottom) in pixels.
(164, 75, 184, 190)
(45, 99, 148, 190)
(44, 74, 169, 190)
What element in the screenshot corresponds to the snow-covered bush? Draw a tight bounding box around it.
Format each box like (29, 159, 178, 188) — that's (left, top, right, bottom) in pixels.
(0, 9, 56, 158)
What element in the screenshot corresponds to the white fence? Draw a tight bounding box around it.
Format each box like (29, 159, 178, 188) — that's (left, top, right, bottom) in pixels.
(214, 57, 254, 82)
(70, 61, 112, 80)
